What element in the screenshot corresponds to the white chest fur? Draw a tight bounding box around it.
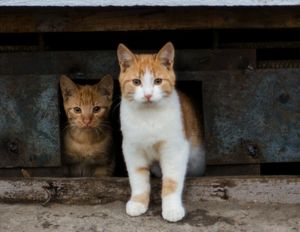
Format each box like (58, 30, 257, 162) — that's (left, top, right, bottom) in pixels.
(120, 90, 190, 222)
(120, 91, 186, 149)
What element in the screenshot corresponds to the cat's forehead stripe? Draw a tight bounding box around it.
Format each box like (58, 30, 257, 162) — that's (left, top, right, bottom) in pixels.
(76, 86, 108, 106)
(79, 88, 94, 105)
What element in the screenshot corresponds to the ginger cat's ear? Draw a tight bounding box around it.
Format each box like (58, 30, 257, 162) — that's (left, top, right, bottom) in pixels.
(96, 75, 114, 100)
(156, 42, 175, 70)
(60, 75, 78, 101)
(117, 43, 136, 72)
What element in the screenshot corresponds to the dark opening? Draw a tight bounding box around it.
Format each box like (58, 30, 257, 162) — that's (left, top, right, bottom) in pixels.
(261, 162, 300, 175)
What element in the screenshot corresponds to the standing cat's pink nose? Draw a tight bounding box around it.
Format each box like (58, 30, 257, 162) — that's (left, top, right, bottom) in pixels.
(144, 94, 152, 101)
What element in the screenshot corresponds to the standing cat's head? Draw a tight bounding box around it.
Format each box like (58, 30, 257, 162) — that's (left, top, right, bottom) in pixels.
(60, 75, 113, 129)
(117, 42, 175, 105)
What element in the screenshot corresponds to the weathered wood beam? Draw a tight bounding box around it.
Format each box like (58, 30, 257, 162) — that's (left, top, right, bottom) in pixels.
(0, 49, 255, 76)
(0, 164, 261, 177)
(0, 176, 299, 204)
(205, 164, 260, 176)
(1, 0, 299, 7)
(0, 7, 300, 33)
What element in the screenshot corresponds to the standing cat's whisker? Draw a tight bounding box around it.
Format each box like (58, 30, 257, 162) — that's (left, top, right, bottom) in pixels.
(62, 124, 73, 132)
(117, 42, 205, 222)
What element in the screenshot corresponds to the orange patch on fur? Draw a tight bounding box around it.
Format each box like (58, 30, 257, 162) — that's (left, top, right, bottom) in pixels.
(136, 167, 150, 174)
(153, 140, 166, 154)
(178, 91, 204, 147)
(162, 178, 177, 197)
(131, 192, 150, 206)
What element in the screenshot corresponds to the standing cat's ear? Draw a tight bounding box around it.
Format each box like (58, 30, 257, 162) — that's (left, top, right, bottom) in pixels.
(156, 42, 175, 70)
(60, 75, 78, 101)
(96, 75, 114, 100)
(117, 43, 136, 72)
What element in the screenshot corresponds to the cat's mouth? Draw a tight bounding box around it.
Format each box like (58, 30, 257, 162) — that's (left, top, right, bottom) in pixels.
(143, 100, 153, 104)
(142, 97, 157, 104)
(81, 124, 94, 129)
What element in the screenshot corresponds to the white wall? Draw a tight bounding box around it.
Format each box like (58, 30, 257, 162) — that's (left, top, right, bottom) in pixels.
(1, 0, 300, 7)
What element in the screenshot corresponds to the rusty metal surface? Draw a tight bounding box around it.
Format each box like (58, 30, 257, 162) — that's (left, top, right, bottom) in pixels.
(203, 69, 300, 164)
(0, 75, 60, 167)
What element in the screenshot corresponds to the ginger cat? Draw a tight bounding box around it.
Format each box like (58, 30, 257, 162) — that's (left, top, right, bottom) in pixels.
(60, 75, 114, 177)
(117, 42, 205, 222)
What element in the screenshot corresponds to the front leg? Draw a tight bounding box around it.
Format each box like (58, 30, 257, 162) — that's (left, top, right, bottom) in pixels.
(160, 141, 189, 222)
(123, 142, 151, 216)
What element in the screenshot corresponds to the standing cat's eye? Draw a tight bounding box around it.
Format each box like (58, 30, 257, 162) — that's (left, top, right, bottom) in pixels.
(73, 107, 81, 114)
(132, 79, 142, 86)
(154, 78, 163, 85)
(93, 106, 101, 113)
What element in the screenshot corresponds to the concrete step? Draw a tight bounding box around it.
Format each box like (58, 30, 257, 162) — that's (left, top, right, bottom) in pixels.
(0, 201, 299, 232)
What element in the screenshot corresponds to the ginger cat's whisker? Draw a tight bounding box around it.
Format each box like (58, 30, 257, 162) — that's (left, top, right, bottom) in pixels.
(111, 102, 121, 115)
(60, 75, 115, 177)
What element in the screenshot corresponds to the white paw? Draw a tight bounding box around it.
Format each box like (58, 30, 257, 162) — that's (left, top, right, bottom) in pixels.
(126, 200, 148, 217)
(162, 205, 185, 222)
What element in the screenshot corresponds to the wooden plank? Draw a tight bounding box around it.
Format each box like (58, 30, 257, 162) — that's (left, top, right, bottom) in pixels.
(0, 164, 261, 177)
(0, 7, 300, 33)
(0, 51, 118, 77)
(0, 75, 60, 168)
(0, 176, 299, 204)
(203, 69, 300, 165)
(0, 49, 255, 76)
(1, 0, 299, 7)
(220, 41, 300, 49)
(175, 49, 256, 71)
(0, 167, 68, 177)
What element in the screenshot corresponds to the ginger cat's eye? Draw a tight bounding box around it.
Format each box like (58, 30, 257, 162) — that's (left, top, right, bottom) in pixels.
(93, 106, 101, 113)
(132, 79, 141, 86)
(154, 78, 163, 85)
(73, 107, 81, 114)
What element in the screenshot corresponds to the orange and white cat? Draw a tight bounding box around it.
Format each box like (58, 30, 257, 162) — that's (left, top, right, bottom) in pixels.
(60, 75, 114, 177)
(117, 42, 205, 222)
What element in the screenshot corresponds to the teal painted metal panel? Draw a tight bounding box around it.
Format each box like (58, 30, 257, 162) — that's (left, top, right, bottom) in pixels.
(204, 69, 300, 164)
(0, 75, 60, 167)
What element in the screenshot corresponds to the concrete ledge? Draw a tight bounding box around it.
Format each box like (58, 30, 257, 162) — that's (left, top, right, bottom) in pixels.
(1, 176, 299, 205)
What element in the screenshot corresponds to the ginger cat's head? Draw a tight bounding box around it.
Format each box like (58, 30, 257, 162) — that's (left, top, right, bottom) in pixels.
(60, 75, 113, 129)
(117, 42, 175, 104)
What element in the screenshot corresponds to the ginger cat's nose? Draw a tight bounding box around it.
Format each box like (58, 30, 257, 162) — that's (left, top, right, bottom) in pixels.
(83, 117, 92, 126)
